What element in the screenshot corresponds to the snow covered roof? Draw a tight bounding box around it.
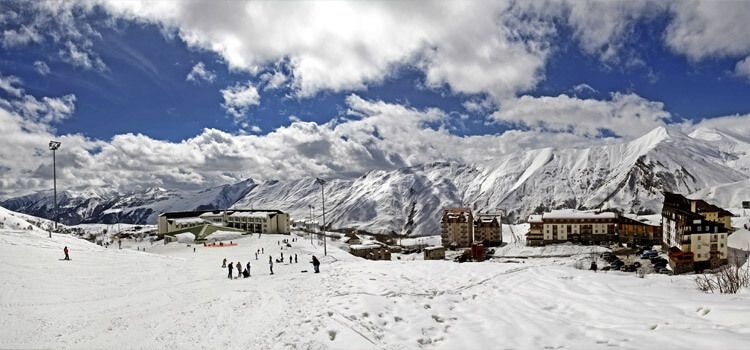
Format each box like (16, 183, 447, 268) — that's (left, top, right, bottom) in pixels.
(527, 215, 543, 223)
(350, 244, 381, 250)
(728, 229, 750, 251)
(228, 211, 275, 218)
(199, 211, 224, 217)
(542, 210, 617, 220)
(171, 217, 206, 225)
(424, 246, 444, 251)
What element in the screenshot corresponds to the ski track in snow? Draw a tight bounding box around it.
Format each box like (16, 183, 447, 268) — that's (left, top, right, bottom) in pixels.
(2, 220, 750, 349)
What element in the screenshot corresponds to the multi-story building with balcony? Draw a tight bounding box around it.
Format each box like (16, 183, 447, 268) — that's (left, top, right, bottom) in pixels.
(662, 192, 729, 273)
(440, 208, 474, 248)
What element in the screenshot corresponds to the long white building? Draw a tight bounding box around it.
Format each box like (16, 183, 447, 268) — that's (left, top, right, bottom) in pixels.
(158, 209, 290, 236)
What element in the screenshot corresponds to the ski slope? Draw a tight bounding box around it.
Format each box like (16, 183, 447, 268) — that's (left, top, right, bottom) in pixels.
(1, 209, 750, 349)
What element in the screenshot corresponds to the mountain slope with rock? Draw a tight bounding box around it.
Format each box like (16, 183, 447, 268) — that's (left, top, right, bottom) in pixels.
(3, 127, 748, 236)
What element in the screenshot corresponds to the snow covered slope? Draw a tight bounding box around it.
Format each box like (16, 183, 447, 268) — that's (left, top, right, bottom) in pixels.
(4, 127, 749, 235)
(2, 218, 750, 349)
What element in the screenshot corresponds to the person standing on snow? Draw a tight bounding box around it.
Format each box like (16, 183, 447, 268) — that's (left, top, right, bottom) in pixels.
(294, 254, 298, 264)
(222, 258, 227, 268)
(269, 256, 274, 275)
(63, 246, 70, 260)
(228, 261, 234, 279)
(245, 262, 251, 277)
(236, 261, 242, 279)
(311, 255, 320, 273)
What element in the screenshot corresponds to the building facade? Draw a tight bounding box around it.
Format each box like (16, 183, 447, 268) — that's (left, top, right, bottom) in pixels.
(525, 210, 660, 246)
(662, 192, 729, 272)
(526, 215, 544, 246)
(424, 246, 446, 260)
(441, 208, 474, 248)
(474, 214, 502, 246)
(158, 209, 290, 236)
(349, 244, 391, 261)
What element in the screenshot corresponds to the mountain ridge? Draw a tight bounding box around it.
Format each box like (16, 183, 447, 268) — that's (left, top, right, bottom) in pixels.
(3, 126, 748, 235)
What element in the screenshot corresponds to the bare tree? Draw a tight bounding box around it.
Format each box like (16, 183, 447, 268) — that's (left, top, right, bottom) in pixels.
(695, 258, 750, 294)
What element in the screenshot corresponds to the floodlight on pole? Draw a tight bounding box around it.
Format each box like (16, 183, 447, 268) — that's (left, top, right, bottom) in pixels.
(48, 140, 61, 239)
(315, 177, 327, 256)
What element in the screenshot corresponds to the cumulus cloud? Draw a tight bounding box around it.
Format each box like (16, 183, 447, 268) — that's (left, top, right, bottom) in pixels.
(735, 57, 750, 80)
(186, 62, 216, 83)
(1, 85, 624, 198)
(0, 73, 76, 123)
(94, 0, 553, 101)
(492, 92, 671, 138)
(33, 60, 50, 75)
(220, 82, 260, 120)
(260, 70, 287, 90)
(665, 1, 750, 61)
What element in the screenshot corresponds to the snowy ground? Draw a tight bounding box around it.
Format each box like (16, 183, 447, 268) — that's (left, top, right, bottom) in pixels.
(2, 211, 750, 349)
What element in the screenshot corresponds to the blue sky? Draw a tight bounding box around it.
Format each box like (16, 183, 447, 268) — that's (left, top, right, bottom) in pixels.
(1, 4, 747, 142)
(1, 1, 750, 196)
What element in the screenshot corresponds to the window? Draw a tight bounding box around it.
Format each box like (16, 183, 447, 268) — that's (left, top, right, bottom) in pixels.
(697, 254, 701, 258)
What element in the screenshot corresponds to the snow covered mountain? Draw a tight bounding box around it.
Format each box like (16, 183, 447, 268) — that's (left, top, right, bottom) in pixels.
(0, 179, 257, 225)
(3, 126, 749, 235)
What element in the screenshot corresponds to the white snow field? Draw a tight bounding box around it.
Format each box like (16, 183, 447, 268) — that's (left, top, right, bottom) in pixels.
(2, 214, 750, 349)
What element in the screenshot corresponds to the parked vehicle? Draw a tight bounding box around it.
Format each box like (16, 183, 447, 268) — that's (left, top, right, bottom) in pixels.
(622, 265, 637, 272)
(657, 267, 673, 275)
(640, 250, 658, 259)
(601, 266, 611, 271)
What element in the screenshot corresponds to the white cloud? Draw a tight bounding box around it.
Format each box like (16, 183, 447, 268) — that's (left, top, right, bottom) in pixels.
(220, 81, 260, 120)
(59, 40, 106, 71)
(95, 0, 553, 101)
(260, 70, 287, 90)
(33, 60, 50, 75)
(735, 57, 750, 80)
(0, 74, 24, 97)
(665, 1, 750, 61)
(288, 115, 301, 123)
(186, 62, 216, 83)
(0, 89, 618, 198)
(492, 92, 671, 138)
(1, 2, 106, 71)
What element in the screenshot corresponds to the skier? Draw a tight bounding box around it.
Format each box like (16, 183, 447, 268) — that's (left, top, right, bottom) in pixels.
(269, 256, 274, 275)
(255, 252, 258, 260)
(261, 248, 264, 254)
(63, 246, 70, 260)
(311, 255, 320, 273)
(236, 261, 242, 279)
(289, 255, 292, 264)
(590, 261, 598, 273)
(222, 258, 227, 268)
(281, 252, 284, 261)
(245, 262, 251, 277)
(294, 254, 298, 264)
(228, 261, 234, 279)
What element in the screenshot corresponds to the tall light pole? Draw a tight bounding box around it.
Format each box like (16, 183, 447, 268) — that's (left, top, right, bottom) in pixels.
(308, 204, 314, 245)
(315, 177, 327, 256)
(49, 140, 61, 239)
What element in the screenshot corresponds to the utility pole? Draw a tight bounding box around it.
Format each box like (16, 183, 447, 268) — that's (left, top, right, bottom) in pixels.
(49, 140, 61, 238)
(315, 178, 327, 256)
(309, 205, 314, 245)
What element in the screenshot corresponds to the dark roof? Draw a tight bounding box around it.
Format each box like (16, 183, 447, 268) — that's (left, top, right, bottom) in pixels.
(159, 209, 284, 218)
(691, 199, 734, 217)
